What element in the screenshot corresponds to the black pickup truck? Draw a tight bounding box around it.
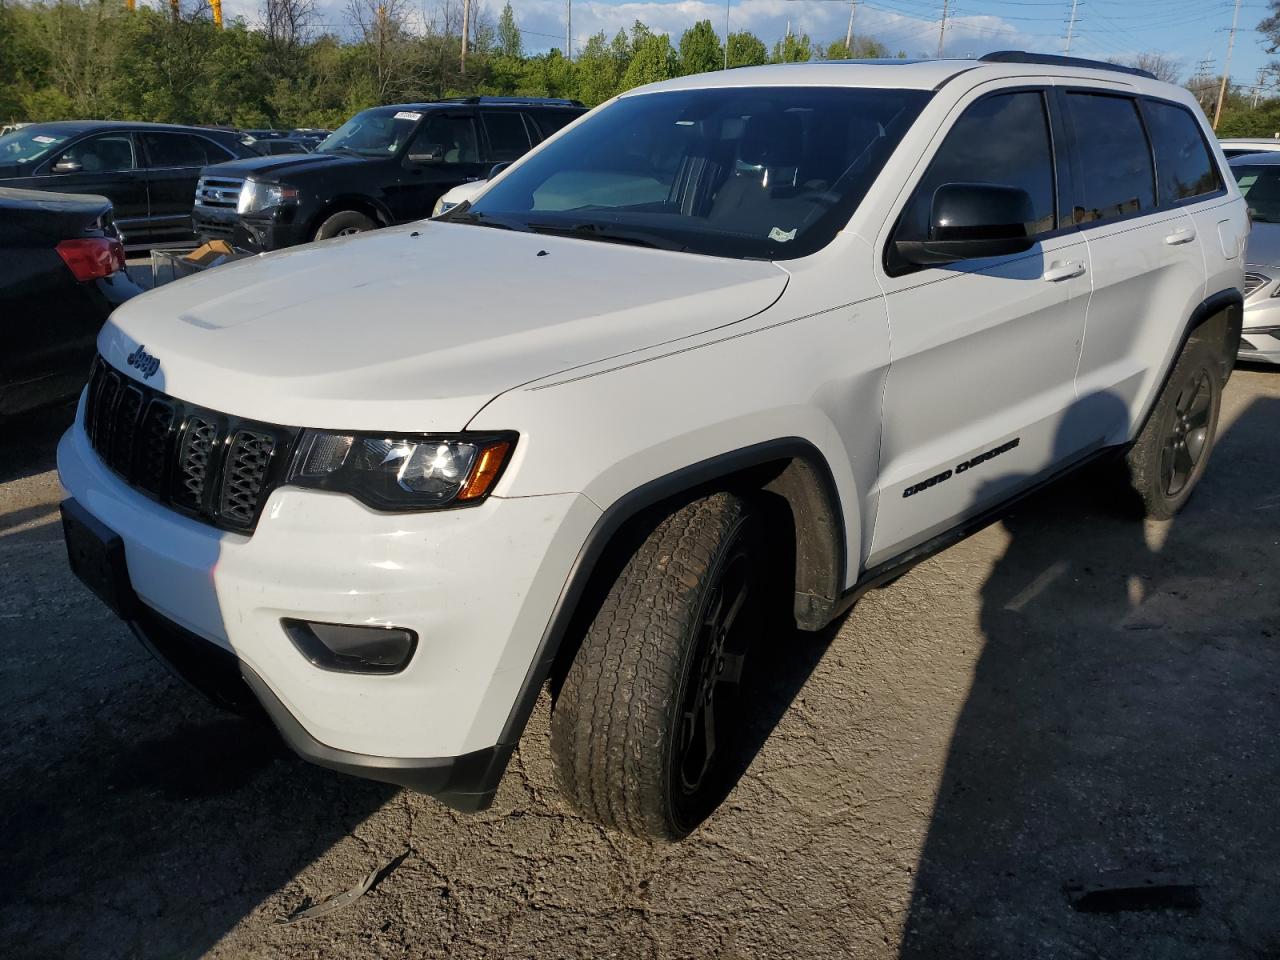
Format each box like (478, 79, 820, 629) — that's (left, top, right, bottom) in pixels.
(192, 97, 585, 252)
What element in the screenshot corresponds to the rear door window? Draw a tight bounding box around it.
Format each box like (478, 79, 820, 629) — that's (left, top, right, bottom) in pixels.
(141, 132, 212, 168)
(1065, 93, 1156, 223)
(1142, 100, 1223, 203)
(481, 111, 531, 161)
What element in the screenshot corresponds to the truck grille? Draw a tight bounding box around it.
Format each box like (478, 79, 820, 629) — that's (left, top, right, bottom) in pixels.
(84, 356, 298, 533)
(194, 175, 244, 211)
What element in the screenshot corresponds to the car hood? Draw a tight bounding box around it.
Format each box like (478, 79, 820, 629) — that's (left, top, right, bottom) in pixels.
(200, 151, 368, 180)
(99, 222, 790, 432)
(1246, 220, 1280, 269)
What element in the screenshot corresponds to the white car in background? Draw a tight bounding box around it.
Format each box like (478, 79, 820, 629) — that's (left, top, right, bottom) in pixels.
(432, 178, 489, 217)
(1220, 137, 1280, 159)
(1229, 151, 1280, 363)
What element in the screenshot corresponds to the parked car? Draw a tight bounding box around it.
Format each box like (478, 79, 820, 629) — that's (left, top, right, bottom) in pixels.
(289, 128, 331, 148)
(0, 187, 140, 417)
(431, 176, 488, 216)
(250, 137, 313, 156)
(60, 53, 1244, 840)
(192, 96, 585, 251)
(1219, 137, 1280, 158)
(0, 121, 255, 245)
(1228, 152, 1280, 363)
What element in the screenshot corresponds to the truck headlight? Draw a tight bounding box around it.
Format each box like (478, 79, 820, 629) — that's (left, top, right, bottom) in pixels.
(237, 179, 298, 215)
(432, 196, 458, 217)
(286, 431, 515, 510)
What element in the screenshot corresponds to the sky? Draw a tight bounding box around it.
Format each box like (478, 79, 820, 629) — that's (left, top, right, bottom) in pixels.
(219, 0, 1280, 88)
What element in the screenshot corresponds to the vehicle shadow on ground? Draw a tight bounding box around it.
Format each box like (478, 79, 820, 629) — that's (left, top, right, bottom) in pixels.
(0, 410, 398, 960)
(898, 392, 1280, 958)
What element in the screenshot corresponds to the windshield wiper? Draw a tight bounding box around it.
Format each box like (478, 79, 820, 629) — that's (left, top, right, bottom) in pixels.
(526, 221, 683, 251)
(446, 209, 525, 232)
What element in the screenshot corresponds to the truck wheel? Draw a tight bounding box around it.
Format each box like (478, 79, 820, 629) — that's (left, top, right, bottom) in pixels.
(1123, 339, 1223, 519)
(313, 210, 376, 241)
(550, 492, 762, 840)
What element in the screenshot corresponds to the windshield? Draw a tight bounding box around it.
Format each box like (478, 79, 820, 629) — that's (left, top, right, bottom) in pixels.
(317, 108, 422, 157)
(0, 127, 74, 166)
(460, 86, 930, 260)
(1233, 164, 1280, 222)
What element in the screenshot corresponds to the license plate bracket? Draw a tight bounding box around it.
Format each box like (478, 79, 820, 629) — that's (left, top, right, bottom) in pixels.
(61, 500, 138, 619)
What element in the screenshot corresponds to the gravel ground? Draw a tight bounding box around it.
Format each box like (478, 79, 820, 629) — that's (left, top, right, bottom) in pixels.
(1, 368, 1278, 960)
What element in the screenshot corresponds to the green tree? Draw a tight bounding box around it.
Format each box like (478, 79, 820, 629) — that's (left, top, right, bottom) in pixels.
(621, 29, 677, 89)
(575, 30, 622, 105)
(726, 30, 767, 68)
(770, 32, 812, 64)
(496, 1, 521, 59)
(678, 19, 722, 76)
(823, 35, 888, 60)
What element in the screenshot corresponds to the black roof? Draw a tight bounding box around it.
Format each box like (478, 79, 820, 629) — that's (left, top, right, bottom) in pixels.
(14, 119, 243, 138)
(979, 50, 1157, 80)
(370, 96, 585, 112)
(1228, 151, 1280, 165)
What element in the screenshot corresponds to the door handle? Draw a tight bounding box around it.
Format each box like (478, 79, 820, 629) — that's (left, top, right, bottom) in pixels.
(1165, 227, 1196, 245)
(1042, 260, 1086, 282)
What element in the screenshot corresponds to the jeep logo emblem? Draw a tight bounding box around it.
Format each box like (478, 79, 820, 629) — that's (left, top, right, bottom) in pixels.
(126, 345, 160, 380)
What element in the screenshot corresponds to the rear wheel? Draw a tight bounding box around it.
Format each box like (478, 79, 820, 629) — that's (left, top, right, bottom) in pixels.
(1122, 340, 1223, 519)
(313, 210, 376, 241)
(549, 492, 763, 840)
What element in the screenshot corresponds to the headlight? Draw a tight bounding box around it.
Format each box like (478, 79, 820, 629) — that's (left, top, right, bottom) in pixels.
(286, 431, 515, 510)
(432, 197, 458, 217)
(237, 179, 299, 215)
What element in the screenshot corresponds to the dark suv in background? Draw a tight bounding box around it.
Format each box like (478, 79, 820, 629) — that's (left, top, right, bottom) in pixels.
(192, 96, 585, 251)
(0, 121, 255, 245)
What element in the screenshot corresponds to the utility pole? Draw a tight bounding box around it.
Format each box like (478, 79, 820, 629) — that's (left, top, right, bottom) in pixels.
(1213, 0, 1243, 130)
(211, 0, 222, 26)
(724, 0, 730, 69)
(1254, 68, 1266, 109)
(844, 0, 858, 57)
(937, 0, 949, 59)
(565, 0, 571, 59)
(1064, 0, 1079, 54)
(461, 0, 470, 74)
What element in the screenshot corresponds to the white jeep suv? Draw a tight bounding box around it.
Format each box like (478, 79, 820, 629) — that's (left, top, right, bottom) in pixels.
(59, 52, 1246, 840)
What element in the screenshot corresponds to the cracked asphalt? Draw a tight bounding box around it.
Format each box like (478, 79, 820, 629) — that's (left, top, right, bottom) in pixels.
(2, 368, 1278, 960)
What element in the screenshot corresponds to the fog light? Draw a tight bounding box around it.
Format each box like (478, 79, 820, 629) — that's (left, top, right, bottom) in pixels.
(282, 619, 418, 674)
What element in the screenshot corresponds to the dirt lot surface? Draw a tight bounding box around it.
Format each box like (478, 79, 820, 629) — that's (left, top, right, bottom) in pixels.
(2, 369, 1278, 960)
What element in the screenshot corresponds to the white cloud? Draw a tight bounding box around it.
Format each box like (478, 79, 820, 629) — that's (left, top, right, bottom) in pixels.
(217, 0, 1038, 59)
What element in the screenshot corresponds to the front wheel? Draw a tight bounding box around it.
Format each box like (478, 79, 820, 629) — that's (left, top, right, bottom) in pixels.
(1123, 340, 1224, 519)
(312, 209, 376, 241)
(549, 492, 763, 840)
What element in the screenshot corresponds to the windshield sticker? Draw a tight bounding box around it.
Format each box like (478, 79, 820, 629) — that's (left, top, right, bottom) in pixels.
(769, 226, 797, 243)
(393, 111, 422, 121)
(33, 135, 57, 143)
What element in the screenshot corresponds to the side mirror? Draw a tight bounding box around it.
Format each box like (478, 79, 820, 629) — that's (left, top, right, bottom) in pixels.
(52, 158, 82, 174)
(895, 182, 1036, 266)
(406, 144, 444, 164)
(488, 161, 513, 180)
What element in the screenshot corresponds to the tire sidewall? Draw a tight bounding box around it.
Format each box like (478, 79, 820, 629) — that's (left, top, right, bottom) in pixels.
(1143, 345, 1223, 517)
(314, 210, 376, 241)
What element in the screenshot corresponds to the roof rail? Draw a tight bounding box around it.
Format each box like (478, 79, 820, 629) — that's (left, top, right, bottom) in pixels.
(440, 96, 585, 107)
(978, 50, 1157, 81)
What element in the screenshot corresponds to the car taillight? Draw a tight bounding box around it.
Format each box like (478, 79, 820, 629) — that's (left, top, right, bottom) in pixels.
(56, 237, 126, 282)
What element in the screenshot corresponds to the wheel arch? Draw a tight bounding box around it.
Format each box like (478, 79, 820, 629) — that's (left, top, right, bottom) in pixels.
(491, 438, 849, 762)
(306, 194, 393, 239)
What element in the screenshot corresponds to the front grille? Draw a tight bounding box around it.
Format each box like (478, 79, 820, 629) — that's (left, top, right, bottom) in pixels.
(83, 357, 298, 532)
(1244, 271, 1270, 298)
(194, 218, 235, 240)
(193, 175, 244, 211)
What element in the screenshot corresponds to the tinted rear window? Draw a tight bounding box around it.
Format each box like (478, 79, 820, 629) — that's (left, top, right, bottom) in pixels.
(1143, 100, 1222, 203)
(1066, 93, 1156, 224)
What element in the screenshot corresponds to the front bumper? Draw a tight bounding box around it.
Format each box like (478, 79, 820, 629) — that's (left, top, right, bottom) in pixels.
(58, 406, 600, 805)
(193, 207, 307, 252)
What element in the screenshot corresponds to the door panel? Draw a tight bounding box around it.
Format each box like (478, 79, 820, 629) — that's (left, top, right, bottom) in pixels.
(387, 115, 488, 221)
(41, 134, 148, 232)
(140, 132, 227, 238)
(1062, 90, 1210, 444)
(870, 88, 1090, 566)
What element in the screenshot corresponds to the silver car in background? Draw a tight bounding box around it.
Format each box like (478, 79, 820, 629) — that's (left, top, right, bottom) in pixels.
(1230, 152, 1280, 364)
